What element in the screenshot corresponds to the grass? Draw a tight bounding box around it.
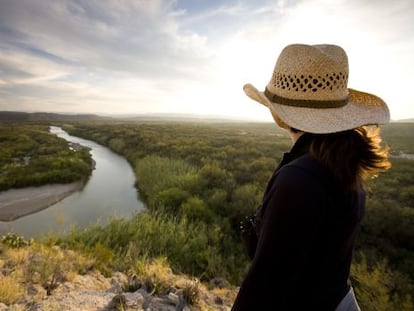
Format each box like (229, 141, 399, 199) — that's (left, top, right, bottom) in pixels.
(58, 209, 244, 283)
(0, 274, 25, 305)
(351, 252, 414, 311)
(0, 236, 95, 304)
(128, 256, 201, 304)
(0, 233, 237, 310)
(126, 256, 233, 310)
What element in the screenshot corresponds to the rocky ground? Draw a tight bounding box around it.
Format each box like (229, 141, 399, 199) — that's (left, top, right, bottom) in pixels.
(1, 270, 235, 311)
(0, 244, 237, 311)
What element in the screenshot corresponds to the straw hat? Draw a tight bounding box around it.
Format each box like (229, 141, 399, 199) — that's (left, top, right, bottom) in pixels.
(244, 44, 390, 133)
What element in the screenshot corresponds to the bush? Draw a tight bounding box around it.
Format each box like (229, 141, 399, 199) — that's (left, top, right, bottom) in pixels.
(181, 197, 214, 223)
(351, 253, 414, 311)
(60, 209, 244, 282)
(1, 233, 33, 248)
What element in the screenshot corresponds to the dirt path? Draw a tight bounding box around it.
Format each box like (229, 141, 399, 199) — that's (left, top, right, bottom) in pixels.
(0, 182, 83, 222)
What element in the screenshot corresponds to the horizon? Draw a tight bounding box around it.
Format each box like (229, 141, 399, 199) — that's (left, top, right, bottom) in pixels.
(0, 0, 413, 122)
(0, 109, 269, 122)
(1, 109, 414, 123)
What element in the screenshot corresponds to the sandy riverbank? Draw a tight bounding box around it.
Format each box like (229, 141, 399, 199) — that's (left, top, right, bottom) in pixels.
(0, 181, 84, 222)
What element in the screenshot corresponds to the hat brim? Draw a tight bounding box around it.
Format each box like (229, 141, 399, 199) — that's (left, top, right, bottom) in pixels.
(243, 83, 390, 134)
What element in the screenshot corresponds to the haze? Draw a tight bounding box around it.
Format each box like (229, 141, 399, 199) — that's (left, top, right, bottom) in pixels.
(0, 0, 413, 122)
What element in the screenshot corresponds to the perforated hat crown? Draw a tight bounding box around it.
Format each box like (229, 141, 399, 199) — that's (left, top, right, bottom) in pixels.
(266, 44, 349, 107)
(243, 43, 390, 133)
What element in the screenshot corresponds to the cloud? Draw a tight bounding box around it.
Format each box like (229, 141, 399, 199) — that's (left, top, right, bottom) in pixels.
(0, 0, 413, 120)
(0, 0, 219, 115)
(0, 0, 212, 79)
(205, 0, 414, 120)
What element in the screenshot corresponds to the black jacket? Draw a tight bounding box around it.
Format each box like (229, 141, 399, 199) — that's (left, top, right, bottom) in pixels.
(232, 134, 365, 310)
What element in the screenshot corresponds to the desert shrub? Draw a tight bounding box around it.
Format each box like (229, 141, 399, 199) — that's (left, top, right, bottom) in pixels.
(351, 253, 414, 311)
(1, 233, 33, 248)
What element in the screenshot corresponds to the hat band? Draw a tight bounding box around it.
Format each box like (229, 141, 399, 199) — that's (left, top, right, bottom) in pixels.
(264, 88, 348, 108)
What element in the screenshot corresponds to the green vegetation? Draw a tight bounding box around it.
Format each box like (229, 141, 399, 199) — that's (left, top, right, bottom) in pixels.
(0, 124, 93, 190)
(381, 122, 414, 154)
(1, 120, 413, 309)
(59, 120, 414, 310)
(62, 121, 288, 227)
(60, 209, 244, 282)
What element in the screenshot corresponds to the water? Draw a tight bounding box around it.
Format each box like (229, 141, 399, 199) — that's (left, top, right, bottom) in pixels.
(0, 126, 145, 238)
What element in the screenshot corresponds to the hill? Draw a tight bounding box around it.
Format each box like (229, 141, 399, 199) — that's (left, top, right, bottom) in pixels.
(0, 111, 265, 123)
(393, 118, 414, 123)
(0, 111, 107, 122)
(0, 235, 235, 310)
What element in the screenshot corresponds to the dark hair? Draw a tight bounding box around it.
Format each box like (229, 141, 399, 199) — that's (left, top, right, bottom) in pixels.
(308, 126, 391, 191)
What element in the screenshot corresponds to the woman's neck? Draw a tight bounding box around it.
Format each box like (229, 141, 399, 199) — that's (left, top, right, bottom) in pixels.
(289, 130, 304, 145)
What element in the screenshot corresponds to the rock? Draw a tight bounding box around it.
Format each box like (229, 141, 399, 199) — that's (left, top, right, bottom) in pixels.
(143, 296, 177, 311)
(108, 272, 129, 294)
(27, 283, 47, 301)
(209, 277, 230, 289)
(124, 291, 145, 308)
(167, 292, 180, 305)
(107, 293, 127, 310)
(1, 258, 236, 311)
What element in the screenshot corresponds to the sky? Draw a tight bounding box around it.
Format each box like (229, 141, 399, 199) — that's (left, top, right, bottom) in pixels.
(0, 0, 413, 122)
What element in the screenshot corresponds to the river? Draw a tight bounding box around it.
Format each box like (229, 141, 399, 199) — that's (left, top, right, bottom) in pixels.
(0, 126, 145, 238)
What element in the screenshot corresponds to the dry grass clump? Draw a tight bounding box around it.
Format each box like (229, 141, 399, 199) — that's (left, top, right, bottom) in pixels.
(125, 256, 238, 310)
(23, 243, 95, 294)
(0, 235, 95, 303)
(130, 256, 177, 294)
(128, 256, 202, 306)
(0, 274, 25, 305)
(3, 247, 31, 266)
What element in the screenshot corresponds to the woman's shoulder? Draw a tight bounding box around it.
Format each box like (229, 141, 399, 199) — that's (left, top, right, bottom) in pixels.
(276, 153, 338, 190)
(281, 153, 324, 174)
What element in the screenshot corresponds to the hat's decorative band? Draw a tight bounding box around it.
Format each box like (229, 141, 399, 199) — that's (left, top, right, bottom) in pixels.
(264, 88, 348, 108)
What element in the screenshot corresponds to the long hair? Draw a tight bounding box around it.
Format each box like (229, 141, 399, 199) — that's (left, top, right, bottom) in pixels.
(307, 126, 391, 191)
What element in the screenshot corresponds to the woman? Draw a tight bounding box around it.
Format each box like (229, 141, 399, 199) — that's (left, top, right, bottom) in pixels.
(232, 44, 391, 310)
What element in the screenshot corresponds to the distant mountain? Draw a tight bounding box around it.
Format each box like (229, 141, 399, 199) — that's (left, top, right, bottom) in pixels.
(114, 112, 265, 123)
(0, 111, 107, 121)
(393, 118, 414, 123)
(0, 111, 266, 123)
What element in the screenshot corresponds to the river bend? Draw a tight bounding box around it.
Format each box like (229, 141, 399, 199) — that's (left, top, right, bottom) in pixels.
(0, 126, 145, 238)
